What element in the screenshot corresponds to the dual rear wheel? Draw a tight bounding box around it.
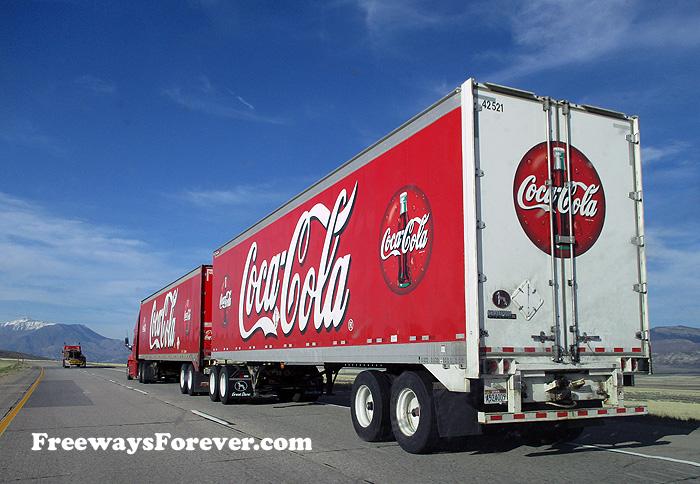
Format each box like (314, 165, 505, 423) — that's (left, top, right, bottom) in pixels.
(351, 370, 439, 454)
(179, 363, 199, 395)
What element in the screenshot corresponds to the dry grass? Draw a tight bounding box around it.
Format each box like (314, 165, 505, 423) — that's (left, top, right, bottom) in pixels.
(0, 359, 30, 378)
(624, 371, 700, 421)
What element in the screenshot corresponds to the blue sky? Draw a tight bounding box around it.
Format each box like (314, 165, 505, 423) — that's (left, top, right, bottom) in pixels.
(1, 0, 699, 339)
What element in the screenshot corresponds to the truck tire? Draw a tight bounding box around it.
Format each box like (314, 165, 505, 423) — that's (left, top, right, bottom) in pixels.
(209, 367, 220, 402)
(351, 370, 393, 442)
(179, 364, 189, 394)
(138, 361, 144, 383)
(390, 371, 439, 454)
(187, 364, 196, 396)
(126, 365, 133, 380)
(219, 366, 232, 404)
(141, 361, 152, 384)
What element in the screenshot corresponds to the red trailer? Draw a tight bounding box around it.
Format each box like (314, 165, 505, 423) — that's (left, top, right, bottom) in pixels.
(126, 265, 213, 395)
(130, 79, 651, 453)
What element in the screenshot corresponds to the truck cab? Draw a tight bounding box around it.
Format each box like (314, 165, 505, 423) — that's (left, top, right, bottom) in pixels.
(62, 345, 86, 368)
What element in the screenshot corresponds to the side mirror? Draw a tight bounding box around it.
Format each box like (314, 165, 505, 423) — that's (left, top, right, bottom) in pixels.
(124, 337, 129, 347)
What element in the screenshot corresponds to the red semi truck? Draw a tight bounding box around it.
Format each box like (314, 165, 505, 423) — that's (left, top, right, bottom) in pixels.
(63, 345, 86, 368)
(128, 79, 651, 453)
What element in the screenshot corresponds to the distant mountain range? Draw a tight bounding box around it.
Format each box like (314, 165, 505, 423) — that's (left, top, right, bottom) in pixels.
(2, 317, 698, 368)
(650, 325, 700, 368)
(0, 317, 129, 363)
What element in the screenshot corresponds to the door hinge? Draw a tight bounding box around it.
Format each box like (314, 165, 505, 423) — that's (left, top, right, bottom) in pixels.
(477, 220, 486, 229)
(628, 191, 642, 202)
(636, 330, 650, 341)
(626, 133, 640, 144)
(478, 273, 487, 283)
(562, 101, 570, 116)
(475, 168, 485, 177)
(633, 283, 648, 294)
(631, 235, 645, 247)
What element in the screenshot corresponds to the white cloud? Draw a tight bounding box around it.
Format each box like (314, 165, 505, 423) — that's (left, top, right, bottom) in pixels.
(74, 75, 116, 94)
(0, 119, 67, 156)
(488, 0, 700, 81)
(642, 141, 692, 165)
(161, 81, 285, 124)
(0, 193, 181, 337)
(179, 173, 321, 214)
(357, 0, 462, 35)
(182, 184, 289, 208)
(645, 228, 700, 327)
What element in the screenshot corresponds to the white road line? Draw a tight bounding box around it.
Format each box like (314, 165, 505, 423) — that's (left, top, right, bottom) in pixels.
(132, 388, 148, 395)
(315, 402, 350, 409)
(577, 443, 700, 468)
(191, 410, 235, 428)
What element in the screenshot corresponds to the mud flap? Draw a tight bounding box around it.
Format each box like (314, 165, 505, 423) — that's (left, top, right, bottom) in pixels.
(433, 387, 481, 437)
(192, 369, 210, 393)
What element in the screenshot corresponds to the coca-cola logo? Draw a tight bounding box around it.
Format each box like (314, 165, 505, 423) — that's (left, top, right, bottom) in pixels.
(379, 186, 433, 295)
(149, 289, 177, 350)
(184, 298, 192, 336)
(219, 275, 232, 327)
(238, 183, 357, 341)
(513, 142, 605, 258)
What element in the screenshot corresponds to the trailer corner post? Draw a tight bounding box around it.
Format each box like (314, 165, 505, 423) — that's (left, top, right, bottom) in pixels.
(460, 78, 481, 380)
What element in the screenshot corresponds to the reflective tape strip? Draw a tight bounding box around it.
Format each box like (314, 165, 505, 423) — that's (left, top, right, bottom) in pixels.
(478, 406, 647, 424)
(480, 347, 646, 355)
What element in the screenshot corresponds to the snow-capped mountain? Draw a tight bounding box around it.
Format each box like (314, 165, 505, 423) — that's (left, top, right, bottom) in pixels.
(1, 317, 57, 332)
(0, 317, 129, 363)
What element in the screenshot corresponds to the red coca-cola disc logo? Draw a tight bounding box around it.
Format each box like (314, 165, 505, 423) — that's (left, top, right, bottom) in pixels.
(379, 186, 433, 295)
(513, 142, 605, 258)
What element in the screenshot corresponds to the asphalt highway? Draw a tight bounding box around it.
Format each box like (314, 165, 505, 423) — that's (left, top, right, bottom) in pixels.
(1, 361, 699, 483)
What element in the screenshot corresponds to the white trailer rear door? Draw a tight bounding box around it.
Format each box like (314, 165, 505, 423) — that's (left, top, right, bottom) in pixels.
(466, 81, 649, 364)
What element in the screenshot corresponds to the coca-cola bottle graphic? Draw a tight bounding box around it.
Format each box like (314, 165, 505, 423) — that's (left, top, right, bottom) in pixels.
(551, 146, 571, 253)
(397, 192, 412, 288)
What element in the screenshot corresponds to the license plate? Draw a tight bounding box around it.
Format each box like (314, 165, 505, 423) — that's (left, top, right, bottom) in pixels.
(484, 389, 507, 404)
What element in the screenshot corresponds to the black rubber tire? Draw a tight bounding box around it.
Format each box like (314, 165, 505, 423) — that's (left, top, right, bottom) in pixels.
(390, 371, 439, 454)
(187, 364, 196, 396)
(351, 370, 394, 442)
(179, 363, 188, 394)
(219, 366, 232, 404)
(209, 367, 220, 402)
(138, 361, 144, 383)
(126, 365, 133, 381)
